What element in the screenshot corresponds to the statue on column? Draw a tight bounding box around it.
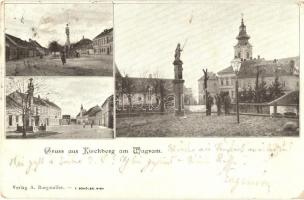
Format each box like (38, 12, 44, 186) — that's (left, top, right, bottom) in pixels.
(174, 43, 182, 61)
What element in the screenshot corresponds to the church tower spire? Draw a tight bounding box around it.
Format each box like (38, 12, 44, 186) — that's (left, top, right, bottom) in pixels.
(234, 14, 252, 61)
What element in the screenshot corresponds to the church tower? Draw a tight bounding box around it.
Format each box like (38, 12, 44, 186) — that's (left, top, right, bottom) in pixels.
(234, 15, 252, 60)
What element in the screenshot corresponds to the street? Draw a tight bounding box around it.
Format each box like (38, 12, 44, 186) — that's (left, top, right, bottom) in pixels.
(6, 124, 114, 139)
(6, 55, 113, 76)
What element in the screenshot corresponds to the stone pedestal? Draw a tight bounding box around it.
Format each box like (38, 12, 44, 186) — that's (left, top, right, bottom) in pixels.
(173, 59, 185, 116)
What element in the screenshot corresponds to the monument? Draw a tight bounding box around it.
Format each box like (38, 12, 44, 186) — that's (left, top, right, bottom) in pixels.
(173, 43, 185, 116)
(65, 24, 71, 57)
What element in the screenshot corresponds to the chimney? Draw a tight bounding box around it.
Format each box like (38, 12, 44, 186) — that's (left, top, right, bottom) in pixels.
(83, 35, 84, 40)
(149, 74, 152, 78)
(258, 55, 260, 59)
(273, 59, 277, 63)
(38, 95, 40, 99)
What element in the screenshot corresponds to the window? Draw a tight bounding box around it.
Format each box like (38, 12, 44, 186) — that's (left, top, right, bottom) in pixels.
(226, 78, 229, 86)
(247, 52, 249, 59)
(16, 115, 19, 123)
(238, 52, 241, 58)
(221, 79, 224, 86)
(9, 115, 12, 126)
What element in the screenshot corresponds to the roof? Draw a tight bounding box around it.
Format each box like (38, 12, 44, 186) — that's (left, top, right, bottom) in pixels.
(85, 105, 102, 117)
(117, 76, 175, 93)
(7, 91, 61, 110)
(217, 56, 299, 77)
(72, 38, 93, 49)
(198, 72, 217, 81)
(6, 33, 30, 48)
(268, 91, 299, 105)
(94, 28, 113, 40)
(6, 95, 22, 109)
(76, 105, 101, 117)
(101, 95, 113, 108)
(6, 33, 45, 52)
(217, 66, 234, 75)
(238, 57, 299, 78)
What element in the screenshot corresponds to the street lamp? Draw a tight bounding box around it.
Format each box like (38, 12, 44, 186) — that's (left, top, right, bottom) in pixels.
(231, 58, 242, 123)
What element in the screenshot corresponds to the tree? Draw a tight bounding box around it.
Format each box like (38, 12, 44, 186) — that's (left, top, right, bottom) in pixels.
(148, 74, 169, 113)
(257, 81, 268, 103)
(239, 87, 247, 102)
(121, 75, 135, 112)
(247, 86, 255, 103)
(268, 77, 284, 101)
(48, 41, 62, 55)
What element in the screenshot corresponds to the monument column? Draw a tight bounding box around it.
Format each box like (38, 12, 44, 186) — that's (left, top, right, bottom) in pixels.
(65, 24, 71, 58)
(173, 43, 185, 116)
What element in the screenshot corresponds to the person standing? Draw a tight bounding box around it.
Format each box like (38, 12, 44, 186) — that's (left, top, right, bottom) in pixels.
(60, 51, 66, 65)
(215, 94, 221, 116)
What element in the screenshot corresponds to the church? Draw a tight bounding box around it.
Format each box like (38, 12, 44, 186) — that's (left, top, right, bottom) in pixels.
(199, 16, 299, 103)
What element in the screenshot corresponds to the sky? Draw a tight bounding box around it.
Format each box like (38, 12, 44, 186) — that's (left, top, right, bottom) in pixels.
(6, 77, 114, 118)
(114, 2, 299, 100)
(5, 3, 113, 47)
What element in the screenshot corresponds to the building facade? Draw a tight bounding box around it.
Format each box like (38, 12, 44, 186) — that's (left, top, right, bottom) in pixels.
(198, 72, 219, 104)
(116, 76, 176, 113)
(101, 95, 114, 128)
(93, 28, 113, 55)
(6, 90, 61, 131)
(6, 33, 46, 61)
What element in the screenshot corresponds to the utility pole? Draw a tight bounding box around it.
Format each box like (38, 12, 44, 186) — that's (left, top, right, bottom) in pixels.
(203, 68, 209, 116)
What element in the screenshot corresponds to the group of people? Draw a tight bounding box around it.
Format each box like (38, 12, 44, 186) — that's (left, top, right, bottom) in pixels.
(205, 92, 232, 116)
(82, 121, 95, 128)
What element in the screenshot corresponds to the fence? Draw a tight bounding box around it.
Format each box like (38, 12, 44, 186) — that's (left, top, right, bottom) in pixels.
(231, 103, 299, 118)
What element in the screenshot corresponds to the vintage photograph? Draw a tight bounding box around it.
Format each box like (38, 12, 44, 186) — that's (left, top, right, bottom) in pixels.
(5, 77, 114, 139)
(115, 3, 300, 137)
(5, 3, 113, 76)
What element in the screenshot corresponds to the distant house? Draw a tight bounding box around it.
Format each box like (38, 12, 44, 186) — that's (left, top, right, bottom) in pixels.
(71, 36, 94, 55)
(93, 28, 113, 55)
(184, 87, 197, 105)
(76, 104, 102, 125)
(268, 90, 299, 116)
(61, 115, 71, 125)
(198, 72, 218, 104)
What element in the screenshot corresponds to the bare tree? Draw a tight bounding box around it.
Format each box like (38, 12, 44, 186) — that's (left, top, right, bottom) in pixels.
(148, 73, 168, 113)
